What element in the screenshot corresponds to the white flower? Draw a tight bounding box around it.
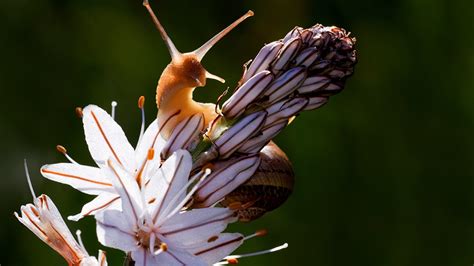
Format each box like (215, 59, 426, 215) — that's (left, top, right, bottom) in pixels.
(41, 103, 166, 221)
(15, 163, 108, 266)
(96, 149, 243, 265)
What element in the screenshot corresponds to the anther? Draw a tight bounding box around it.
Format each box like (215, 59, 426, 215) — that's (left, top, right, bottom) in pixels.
(56, 145, 67, 154)
(56, 145, 79, 165)
(207, 235, 219, 242)
(255, 229, 268, 237)
(75, 107, 83, 118)
(147, 148, 155, 160)
(160, 243, 168, 252)
(244, 229, 268, 241)
(137, 96, 146, 147)
(138, 96, 145, 109)
(227, 258, 239, 264)
(111, 101, 118, 120)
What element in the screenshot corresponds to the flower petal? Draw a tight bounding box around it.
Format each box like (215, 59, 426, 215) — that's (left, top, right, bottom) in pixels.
(160, 113, 204, 160)
(131, 249, 156, 266)
(195, 155, 260, 207)
(104, 158, 143, 224)
(147, 150, 192, 224)
(41, 163, 113, 195)
(82, 105, 136, 172)
(192, 233, 244, 265)
(135, 119, 166, 171)
(68, 192, 121, 221)
(155, 246, 207, 266)
(96, 210, 137, 252)
(160, 208, 237, 246)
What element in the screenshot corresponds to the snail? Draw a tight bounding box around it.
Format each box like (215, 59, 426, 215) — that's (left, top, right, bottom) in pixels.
(143, 0, 253, 139)
(220, 141, 295, 222)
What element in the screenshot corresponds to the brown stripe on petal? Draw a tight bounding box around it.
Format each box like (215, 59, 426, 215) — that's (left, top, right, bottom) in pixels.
(162, 213, 235, 236)
(83, 196, 120, 217)
(90, 110, 124, 167)
(22, 209, 48, 238)
(41, 169, 112, 187)
(194, 236, 244, 256)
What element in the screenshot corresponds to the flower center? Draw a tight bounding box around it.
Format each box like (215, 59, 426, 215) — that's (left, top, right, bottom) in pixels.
(136, 228, 161, 250)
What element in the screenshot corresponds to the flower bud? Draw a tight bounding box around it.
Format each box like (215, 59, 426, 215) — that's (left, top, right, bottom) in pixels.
(161, 113, 204, 159)
(264, 98, 308, 128)
(222, 71, 273, 118)
(271, 37, 302, 72)
(215, 111, 267, 158)
(242, 41, 283, 82)
(264, 66, 307, 104)
(294, 47, 320, 68)
(297, 76, 331, 94)
(238, 121, 287, 154)
(303, 96, 328, 111)
(194, 155, 261, 207)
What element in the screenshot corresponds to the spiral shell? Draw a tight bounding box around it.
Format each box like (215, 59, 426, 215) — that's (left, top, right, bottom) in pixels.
(220, 141, 294, 222)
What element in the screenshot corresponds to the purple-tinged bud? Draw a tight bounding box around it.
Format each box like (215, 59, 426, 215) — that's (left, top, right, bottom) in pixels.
(161, 113, 204, 159)
(294, 47, 320, 68)
(264, 66, 307, 104)
(222, 71, 273, 118)
(215, 111, 267, 158)
(283, 26, 303, 42)
(243, 41, 283, 82)
(297, 76, 331, 94)
(271, 37, 302, 72)
(194, 155, 261, 207)
(264, 98, 308, 128)
(303, 96, 328, 111)
(238, 121, 287, 154)
(300, 29, 314, 43)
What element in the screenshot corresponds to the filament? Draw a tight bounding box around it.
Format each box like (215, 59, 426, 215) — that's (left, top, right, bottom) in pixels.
(111, 101, 118, 120)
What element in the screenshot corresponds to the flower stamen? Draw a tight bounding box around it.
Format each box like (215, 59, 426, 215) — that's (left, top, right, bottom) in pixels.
(110, 101, 118, 120)
(56, 145, 80, 165)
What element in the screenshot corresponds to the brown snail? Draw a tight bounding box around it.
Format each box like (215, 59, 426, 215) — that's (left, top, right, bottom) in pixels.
(143, 0, 253, 138)
(220, 141, 295, 222)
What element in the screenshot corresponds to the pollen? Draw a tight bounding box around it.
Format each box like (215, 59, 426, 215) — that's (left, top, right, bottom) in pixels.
(138, 96, 145, 109)
(75, 107, 83, 118)
(160, 242, 168, 252)
(56, 145, 67, 154)
(227, 258, 239, 264)
(207, 235, 219, 242)
(255, 229, 268, 237)
(147, 148, 155, 160)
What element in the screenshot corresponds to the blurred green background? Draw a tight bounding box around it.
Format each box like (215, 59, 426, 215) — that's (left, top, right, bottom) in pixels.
(1, 0, 474, 265)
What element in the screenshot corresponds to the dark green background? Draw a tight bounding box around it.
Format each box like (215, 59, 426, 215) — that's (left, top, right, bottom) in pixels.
(1, 0, 473, 265)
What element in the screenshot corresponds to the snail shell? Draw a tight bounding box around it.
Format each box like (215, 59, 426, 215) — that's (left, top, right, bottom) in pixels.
(220, 141, 294, 222)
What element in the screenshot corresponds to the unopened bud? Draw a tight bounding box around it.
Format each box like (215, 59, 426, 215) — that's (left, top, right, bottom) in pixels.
(222, 71, 273, 118)
(243, 41, 283, 82)
(303, 96, 328, 111)
(271, 37, 302, 72)
(298, 76, 331, 94)
(194, 155, 261, 207)
(215, 111, 267, 158)
(264, 66, 307, 104)
(161, 113, 204, 159)
(239, 121, 287, 154)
